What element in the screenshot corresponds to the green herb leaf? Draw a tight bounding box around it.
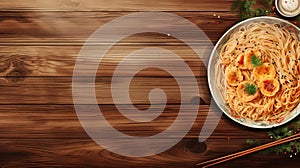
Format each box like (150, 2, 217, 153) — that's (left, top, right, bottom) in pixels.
(246, 139, 262, 145)
(246, 116, 300, 156)
(251, 55, 262, 67)
(232, 0, 274, 20)
(244, 83, 257, 95)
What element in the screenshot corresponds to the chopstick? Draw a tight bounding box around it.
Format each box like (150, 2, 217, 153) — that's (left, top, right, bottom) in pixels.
(196, 133, 300, 168)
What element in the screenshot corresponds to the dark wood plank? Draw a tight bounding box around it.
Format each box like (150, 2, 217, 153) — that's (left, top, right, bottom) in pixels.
(0, 138, 297, 168)
(0, 0, 234, 11)
(0, 105, 273, 139)
(0, 45, 209, 77)
(0, 77, 211, 104)
(1, 12, 299, 45)
(0, 11, 238, 44)
(0, 11, 298, 45)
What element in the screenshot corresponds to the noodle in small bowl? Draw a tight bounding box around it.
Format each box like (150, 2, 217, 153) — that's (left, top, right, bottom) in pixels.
(208, 16, 300, 128)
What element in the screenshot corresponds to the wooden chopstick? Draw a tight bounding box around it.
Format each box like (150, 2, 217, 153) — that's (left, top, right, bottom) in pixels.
(197, 132, 299, 166)
(201, 136, 300, 168)
(196, 133, 300, 168)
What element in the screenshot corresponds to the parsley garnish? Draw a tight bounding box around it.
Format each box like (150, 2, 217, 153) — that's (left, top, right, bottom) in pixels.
(244, 83, 257, 95)
(246, 120, 300, 156)
(231, 0, 274, 20)
(251, 55, 262, 67)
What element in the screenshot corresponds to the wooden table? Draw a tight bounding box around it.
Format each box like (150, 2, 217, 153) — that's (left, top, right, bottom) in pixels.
(0, 0, 299, 167)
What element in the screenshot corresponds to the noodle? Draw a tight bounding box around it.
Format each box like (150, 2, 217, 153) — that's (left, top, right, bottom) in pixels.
(216, 22, 300, 123)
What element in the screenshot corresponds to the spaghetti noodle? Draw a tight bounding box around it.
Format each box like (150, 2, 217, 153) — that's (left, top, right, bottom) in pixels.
(216, 22, 300, 123)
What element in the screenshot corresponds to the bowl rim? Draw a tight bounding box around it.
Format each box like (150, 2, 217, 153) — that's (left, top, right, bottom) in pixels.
(208, 16, 300, 129)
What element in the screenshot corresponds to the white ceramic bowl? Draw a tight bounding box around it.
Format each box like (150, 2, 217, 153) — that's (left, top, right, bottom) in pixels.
(275, 0, 300, 17)
(208, 16, 300, 128)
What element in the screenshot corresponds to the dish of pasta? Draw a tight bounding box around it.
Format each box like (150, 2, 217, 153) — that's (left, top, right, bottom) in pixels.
(209, 17, 300, 128)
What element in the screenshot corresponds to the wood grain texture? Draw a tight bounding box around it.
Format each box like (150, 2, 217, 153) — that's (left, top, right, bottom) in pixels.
(0, 77, 210, 104)
(0, 138, 298, 168)
(0, 0, 234, 11)
(0, 105, 275, 139)
(1, 0, 299, 167)
(3, 104, 294, 167)
(0, 45, 209, 77)
(1, 11, 297, 45)
(0, 11, 238, 44)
